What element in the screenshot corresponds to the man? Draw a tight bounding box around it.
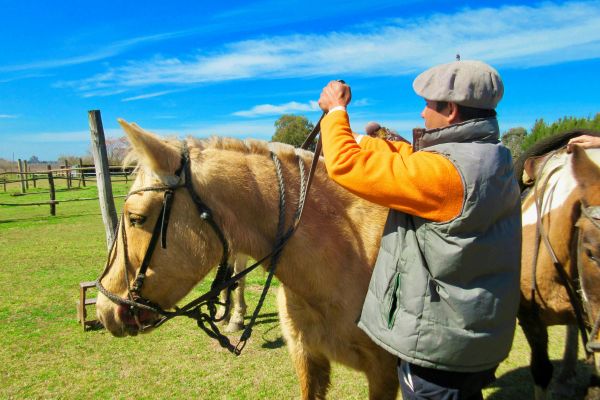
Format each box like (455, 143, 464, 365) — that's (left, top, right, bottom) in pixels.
(317, 60, 522, 400)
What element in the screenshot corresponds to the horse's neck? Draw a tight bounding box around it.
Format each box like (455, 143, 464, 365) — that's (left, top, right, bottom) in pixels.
(521, 151, 586, 263)
(198, 146, 387, 300)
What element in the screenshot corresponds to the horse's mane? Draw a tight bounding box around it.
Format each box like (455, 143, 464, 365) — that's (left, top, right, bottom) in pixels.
(124, 134, 315, 170)
(189, 136, 315, 164)
(513, 129, 600, 190)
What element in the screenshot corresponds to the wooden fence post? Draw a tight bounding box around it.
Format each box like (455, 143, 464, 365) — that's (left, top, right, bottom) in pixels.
(79, 158, 86, 187)
(18, 159, 25, 193)
(24, 160, 29, 190)
(89, 110, 118, 249)
(47, 165, 56, 216)
(64, 161, 72, 189)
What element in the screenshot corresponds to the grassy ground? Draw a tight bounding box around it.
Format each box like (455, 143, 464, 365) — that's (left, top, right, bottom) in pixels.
(0, 178, 594, 399)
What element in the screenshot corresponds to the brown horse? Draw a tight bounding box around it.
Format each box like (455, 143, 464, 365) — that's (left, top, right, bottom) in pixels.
(517, 130, 600, 399)
(95, 120, 398, 399)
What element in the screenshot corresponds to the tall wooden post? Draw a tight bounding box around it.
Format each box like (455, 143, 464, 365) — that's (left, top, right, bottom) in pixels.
(17, 159, 25, 193)
(89, 110, 118, 249)
(47, 165, 56, 216)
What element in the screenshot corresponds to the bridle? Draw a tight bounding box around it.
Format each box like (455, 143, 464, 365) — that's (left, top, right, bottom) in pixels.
(96, 115, 326, 355)
(530, 149, 600, 355)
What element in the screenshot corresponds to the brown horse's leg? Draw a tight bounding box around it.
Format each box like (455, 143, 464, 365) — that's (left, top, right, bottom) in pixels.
(295, 350, 332, 400)
(278, 289, 331, 399)
(554, 325, 579, 398)
(365, 357, 399, 400)
(519, 306, 553, 400)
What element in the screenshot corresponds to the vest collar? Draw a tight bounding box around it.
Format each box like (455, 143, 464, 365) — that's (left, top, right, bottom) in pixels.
(412, 117, 500, 151)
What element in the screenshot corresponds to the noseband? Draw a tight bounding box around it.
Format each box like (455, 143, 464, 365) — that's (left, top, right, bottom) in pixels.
(96, 126, 323, 354)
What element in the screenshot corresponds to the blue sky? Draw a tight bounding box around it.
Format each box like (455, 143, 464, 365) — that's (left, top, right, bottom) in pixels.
(1, 0, 599, 161)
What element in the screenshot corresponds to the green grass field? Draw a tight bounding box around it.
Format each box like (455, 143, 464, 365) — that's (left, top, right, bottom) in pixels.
(0, 177, 594, 399)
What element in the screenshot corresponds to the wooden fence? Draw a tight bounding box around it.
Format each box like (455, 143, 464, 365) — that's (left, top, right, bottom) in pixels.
(0, 166, 133, 216)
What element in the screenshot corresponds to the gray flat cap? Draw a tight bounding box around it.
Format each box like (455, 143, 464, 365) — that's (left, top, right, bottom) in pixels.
(413, 60, 504, 109)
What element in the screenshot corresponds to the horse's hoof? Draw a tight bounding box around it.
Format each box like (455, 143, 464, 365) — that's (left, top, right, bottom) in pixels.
(225, 321, 245, 333)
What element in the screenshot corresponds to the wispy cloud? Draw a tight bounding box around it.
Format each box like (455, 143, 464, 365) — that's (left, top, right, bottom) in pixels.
(121, 90, 178, 102)
(16, 129, 124, 143)
(233, 98, 371, 117)
(233, 101, 319, 117)
(0, 114, 18, 119)
(65, 1, 600, 96)
(0, 31, 188, 74)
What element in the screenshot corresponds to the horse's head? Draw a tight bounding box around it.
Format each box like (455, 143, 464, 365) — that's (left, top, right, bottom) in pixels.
(572, 146, 600, 347)
(96, 121, 224, 337)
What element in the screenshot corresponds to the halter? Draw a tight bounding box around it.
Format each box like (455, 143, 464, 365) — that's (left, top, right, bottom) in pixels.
(530, 150, 600, 356)
(96, 121, 324, 354)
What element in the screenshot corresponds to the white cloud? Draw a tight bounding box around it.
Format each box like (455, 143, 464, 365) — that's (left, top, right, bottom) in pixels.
(233, 98, 371, 117)
(0, 114, 18, 119)
(67, 1, 600, 96)
(233, 101, 319, 117)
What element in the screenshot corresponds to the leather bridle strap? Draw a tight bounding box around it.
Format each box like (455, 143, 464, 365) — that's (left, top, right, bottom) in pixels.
(131, 190, 174, 294)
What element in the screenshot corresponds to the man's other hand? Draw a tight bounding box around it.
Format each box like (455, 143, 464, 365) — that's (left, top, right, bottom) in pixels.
(318, 80, 352, 113)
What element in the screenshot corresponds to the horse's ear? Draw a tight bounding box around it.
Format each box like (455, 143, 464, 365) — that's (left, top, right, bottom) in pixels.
(523, 154, 552, 185)
(572, 145, 600, 204)
(118, 119, 181, 177)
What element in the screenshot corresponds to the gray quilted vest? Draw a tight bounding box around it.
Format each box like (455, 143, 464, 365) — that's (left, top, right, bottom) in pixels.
(357, 117, 521, 372)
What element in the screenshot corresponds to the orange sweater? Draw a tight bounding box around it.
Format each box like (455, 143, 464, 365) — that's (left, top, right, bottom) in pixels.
(320, 110, 463, 222)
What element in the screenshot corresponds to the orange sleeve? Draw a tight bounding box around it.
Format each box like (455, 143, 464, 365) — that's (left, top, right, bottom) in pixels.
(320, 110, 464, 222)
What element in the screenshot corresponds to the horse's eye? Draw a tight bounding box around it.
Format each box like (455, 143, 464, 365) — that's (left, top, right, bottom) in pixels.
(129, 213, 147, 227)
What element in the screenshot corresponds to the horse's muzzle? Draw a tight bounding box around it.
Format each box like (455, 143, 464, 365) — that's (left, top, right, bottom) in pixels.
(117, 304, 158, 335)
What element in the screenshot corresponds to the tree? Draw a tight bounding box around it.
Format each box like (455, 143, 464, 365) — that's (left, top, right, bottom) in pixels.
(272, 115, 315, 150)
(104, 137, 130, 165)
(522, 113, 600, 150)
(28, 155, 40, 164)
(501, 127, 527, 159)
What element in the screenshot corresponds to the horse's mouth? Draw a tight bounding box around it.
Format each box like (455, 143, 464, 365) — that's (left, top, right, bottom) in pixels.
(117, 305, 159, 336)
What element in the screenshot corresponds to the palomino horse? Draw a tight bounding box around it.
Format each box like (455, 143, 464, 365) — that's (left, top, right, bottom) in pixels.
(517, 130, 600, 399)
(95, 120, 397, 399)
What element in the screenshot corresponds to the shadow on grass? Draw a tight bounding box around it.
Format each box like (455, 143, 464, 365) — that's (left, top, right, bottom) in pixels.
(244, 312, 279, 327)
(487, 359, 592, 400)
(0, 212, 101, 225)
(262, 336, 285, 349)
